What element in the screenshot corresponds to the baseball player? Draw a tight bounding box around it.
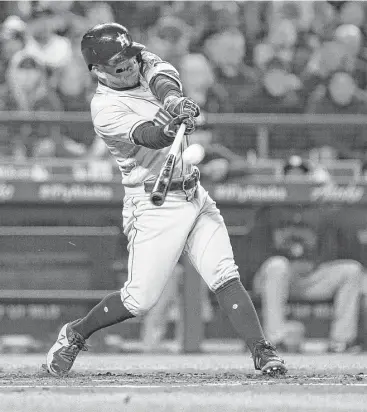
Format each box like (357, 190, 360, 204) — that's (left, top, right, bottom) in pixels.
(45, 23, 286, 377)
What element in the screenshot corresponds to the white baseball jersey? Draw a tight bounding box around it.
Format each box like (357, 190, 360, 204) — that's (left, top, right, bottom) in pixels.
(91, 51, 190, 186)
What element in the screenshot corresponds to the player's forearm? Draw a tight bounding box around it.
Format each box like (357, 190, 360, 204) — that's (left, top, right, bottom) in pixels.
(133, 115, 194, 149)
(149, 73, 182, 103)
(150, 74, 200, 119)
(132, 122, 173, 149)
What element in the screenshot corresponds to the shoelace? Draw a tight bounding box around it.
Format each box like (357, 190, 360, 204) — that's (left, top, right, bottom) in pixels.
(59, 334, 88, 363)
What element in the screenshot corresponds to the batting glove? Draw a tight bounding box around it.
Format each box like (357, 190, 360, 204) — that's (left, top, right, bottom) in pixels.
(163, 114, 196, 137)
(164, 96, 201, 118)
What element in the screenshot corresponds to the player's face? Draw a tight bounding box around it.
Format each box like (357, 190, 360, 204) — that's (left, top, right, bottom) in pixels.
(98, 56, 140, 88)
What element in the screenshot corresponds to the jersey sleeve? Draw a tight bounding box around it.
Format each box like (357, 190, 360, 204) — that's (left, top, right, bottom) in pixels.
(93, 105, 148, 144)
(140, 50, 182, 90)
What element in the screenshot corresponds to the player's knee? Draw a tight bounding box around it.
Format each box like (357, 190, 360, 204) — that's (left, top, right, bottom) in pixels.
(262, 256, 290, 278)
(210, 265, 240, 291)
(213, 277, 241, 293)
(343, 260, 364, 285)
(132, 296, 159, 317)
(121, 291, 159, 317)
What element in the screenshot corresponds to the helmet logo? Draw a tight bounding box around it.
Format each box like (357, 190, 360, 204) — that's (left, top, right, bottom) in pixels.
(116, 33, 130, 49)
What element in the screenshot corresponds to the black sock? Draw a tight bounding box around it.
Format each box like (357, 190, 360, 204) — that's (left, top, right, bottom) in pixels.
(215, 278, 265, 355)
(72, 291, 135, 339)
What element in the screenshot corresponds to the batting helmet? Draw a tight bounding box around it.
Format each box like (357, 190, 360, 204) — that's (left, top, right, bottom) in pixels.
(81, 23, 145, 71)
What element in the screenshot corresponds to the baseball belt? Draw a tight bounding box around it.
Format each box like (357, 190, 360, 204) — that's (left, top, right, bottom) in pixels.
(144, 167, 200, 194)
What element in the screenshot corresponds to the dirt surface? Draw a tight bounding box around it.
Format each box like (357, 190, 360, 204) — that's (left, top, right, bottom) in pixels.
(0, 354, 366, 411)
(0, 353, 366, 386)
(0, 368, 365, 387)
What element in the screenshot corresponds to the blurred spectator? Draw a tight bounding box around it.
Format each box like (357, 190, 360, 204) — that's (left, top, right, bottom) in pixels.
(6, 50, 86, 158)
(27, 7, 73, 72)
(297, 39, 346, 124)
(54, 21, 96, 147)
(176, 1, 241, 52)
(0, 15, 40, 74)
(111, 1, 166, 45)
(202, 28, 261, 154)
(291, 31, 317, 76)
(306, 71, 367, 156)
(246, 54, 305, 158)
(180, 52, 248, 182)
(269, 1, 314, 33)
(0, 15, 27, 63)
(0, 16, 29, 100)
(238, 1, 269, 61)
(304, 40, 346, 83)
(145, 16, 191, 70)
(5, 50, 60, 157)
(311, 71, 358, 109)
(335, 23, 362, 56)
(54, 21, 93, 112)
(180, 53, 230, 113)
(249, 56, 303, 113)
(203, 28, 261, 111)
(310, 0, 339, 41)
(83, 1, 115, 27)
(339, 1, 366, 28)
(252, 204, 364, 353)
(204, 1, 241, 33)
(248, 15, 310, 113)
(0, 15, 30, 156)
(267, 18, 298, 67)
(7, 51, 61, 111)
(334, 24, 367, 89)
(180, 53, 214, 107)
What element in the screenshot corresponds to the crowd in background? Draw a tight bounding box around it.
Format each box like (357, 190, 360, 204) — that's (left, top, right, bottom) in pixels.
(1, 1, 367, 162)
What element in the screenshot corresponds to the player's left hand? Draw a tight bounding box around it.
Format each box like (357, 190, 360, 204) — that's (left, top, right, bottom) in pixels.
(163, 114, 196, 137)
(164, 96, 201, 118)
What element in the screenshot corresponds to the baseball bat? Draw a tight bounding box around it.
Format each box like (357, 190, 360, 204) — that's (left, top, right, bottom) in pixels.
(150, 123, 186, 206)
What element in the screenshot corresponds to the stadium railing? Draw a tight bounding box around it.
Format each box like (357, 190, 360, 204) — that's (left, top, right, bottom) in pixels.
(2, 111, 367, 159)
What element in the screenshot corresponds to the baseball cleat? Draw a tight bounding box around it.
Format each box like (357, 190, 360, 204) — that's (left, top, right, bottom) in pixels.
(46, 322, 88, 377)
(252, 339, 287, 376)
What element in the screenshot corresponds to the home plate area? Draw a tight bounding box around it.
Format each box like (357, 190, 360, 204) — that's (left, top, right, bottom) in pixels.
(0, 354, 366, 412)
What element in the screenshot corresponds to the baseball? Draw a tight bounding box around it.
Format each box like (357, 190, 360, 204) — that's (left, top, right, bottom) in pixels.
(182, 144, 205, 165)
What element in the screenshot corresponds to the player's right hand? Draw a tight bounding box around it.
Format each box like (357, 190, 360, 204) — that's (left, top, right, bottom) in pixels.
(163, 114, 196, 137)
(164, 96, 201, 118)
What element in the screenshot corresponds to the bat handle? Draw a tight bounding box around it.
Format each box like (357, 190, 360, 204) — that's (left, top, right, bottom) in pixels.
(169, 123, 186, 155)
(150, 123, 187, 206)
(151, 192, 164, 206)
(150, 154, 175, 206)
